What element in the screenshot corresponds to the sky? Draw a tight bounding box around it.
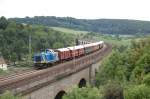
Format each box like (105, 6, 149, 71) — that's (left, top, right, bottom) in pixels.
(0, 0, 150, 21)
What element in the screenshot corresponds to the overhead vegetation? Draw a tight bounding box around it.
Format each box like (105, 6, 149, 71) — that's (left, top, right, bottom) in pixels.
(10, 16, 150, 35)
(0, 16, 75, 63)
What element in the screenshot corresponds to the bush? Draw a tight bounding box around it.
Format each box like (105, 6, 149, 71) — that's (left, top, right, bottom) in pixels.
(63, 86, 102, 99)
(124, 84, 150, 99)
(143, 73, 150, 86)
(0, 91, 21, 99)
(102, 81, 124, 99)
(0, 69, 7, 75)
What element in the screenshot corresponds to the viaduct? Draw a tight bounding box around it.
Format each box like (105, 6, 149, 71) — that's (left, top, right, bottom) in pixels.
(0, 43, 112, 99)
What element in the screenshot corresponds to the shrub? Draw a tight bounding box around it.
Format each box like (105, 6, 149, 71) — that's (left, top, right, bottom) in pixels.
(102, 81, 124, 99)
(63, 86, 102, 99)
(0, 91, 21, 99)
(143, 73, 150, 86)
(124, 84, 150, 99)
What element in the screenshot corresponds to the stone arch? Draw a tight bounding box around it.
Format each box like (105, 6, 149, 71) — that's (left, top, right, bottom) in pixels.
(78, 78, 86, 88)
(54, 90, 66, 99)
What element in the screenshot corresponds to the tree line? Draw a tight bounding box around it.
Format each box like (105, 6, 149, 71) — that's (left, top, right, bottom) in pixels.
(10, 16, 150, 35)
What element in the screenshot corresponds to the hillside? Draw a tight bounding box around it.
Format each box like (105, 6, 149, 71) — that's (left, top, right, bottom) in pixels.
(0, 17, 75, 63)
(10, 16, 150, 35)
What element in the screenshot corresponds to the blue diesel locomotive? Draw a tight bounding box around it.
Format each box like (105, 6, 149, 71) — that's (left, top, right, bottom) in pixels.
(34, 49, 58, 68)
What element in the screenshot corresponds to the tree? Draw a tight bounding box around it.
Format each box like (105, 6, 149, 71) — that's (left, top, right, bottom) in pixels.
(96, 50, 126, 86)
(52, 42, 64, 49)
(0, 16, 9, 30)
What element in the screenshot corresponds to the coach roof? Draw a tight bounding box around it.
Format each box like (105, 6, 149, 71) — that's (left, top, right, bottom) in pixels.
(67, 45, 84, 50)
(56, 48, 70, 52)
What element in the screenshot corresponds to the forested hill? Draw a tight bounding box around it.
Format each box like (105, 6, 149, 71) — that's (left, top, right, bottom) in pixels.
(10, 16, 150, 35)
(0, 17, 75, 63)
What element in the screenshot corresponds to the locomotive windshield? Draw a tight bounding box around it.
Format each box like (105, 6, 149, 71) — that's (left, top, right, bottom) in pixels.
(34, 55, 42, 62)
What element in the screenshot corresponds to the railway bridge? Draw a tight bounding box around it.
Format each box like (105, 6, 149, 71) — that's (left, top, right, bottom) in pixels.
(0, 43, 112, 99)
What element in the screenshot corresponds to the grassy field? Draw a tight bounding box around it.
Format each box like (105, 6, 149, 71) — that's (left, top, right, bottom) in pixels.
(51, 27, 134, 46)
(88, 34, 132, 46)
(50, 27, 89, 35)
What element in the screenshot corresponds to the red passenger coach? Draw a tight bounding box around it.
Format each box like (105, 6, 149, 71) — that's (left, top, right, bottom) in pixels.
(76, 45, 85, 56)
(67, 45, 84, 58)
(55, 48, 71, 61)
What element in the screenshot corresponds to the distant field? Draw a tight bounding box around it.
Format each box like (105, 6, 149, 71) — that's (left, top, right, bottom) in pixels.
(90, 35, 132, 46)
(50, 27, 139, 46)
(50, 27, 89, 35)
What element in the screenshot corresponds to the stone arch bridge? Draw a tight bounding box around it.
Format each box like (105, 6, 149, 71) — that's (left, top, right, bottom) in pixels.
(0, 43, 112, 99)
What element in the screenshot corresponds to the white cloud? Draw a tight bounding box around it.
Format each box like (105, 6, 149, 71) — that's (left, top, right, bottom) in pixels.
(0, 0, 150, 21)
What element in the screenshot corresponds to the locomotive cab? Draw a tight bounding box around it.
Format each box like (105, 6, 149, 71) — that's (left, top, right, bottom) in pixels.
(45, 49, 59, 63)
(34, 53, 46, 63)
(34, 49, 59, 68)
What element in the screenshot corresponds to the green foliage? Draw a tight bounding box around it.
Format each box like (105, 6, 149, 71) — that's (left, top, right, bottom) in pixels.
(124, 84, 150, 99)
(0, 91, 21, 99)
(0, 69, 7, 75)
(96, 50, 126, 86)
(101, 81, 124, 99)
(143, 73, 150, 86)
(96, 38, 150, 87)
(63, 86, 101, 99)
(10, 16, 150, 35)
(96, 37, 150, 99)
(52, 42, 64, 49)
(0, 17, 75, 64)
(0, 16, 9, 30)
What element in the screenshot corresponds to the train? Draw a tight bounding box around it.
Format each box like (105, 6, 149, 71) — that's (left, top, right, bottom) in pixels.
(33, 41, 104, 69)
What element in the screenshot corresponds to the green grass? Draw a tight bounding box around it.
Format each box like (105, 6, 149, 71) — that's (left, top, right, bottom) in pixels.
(50, 27, 89, 35)
(0, 69, 8, 75)
(91, 35, 132, 46)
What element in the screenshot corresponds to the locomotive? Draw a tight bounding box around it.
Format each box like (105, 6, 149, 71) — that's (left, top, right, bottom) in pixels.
(33, 41, 104, 69)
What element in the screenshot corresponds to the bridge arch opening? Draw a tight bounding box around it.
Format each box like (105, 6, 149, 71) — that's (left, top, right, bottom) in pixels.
(78, 78, 86, 88)
(55, 90, 66, 99)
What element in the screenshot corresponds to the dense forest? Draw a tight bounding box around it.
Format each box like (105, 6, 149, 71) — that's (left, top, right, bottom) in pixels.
(0, 16, 75, 63)
(10, 16, 150, 35)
